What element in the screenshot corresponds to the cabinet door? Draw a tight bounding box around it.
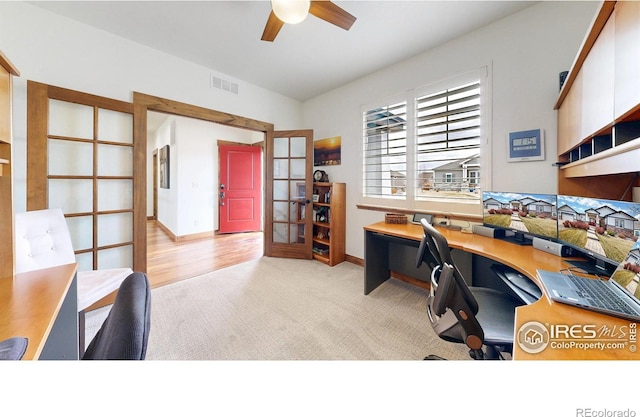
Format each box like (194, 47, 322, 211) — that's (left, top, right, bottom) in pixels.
(615, 0, 640, 120)
(581, 12, 615, 139)
(558, 70, 583, 155)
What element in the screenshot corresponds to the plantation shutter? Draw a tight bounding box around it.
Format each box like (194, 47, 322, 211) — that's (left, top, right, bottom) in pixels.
(415, 81, 480, 195)
(362, 101, 407, 198)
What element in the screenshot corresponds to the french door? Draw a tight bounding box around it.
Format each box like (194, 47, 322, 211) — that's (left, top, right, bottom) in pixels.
(26, 81, 145, 272)
(264, 130, 314, 260)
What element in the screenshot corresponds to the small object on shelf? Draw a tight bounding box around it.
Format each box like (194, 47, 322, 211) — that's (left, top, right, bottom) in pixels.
(313, 247, 329, 256)
(313, 169, 329, 182)
(385, 213, 407, 224)
(316, 206, 328, 222)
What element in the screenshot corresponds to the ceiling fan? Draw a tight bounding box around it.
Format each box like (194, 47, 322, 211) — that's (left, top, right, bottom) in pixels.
(261, 0, 357, 42)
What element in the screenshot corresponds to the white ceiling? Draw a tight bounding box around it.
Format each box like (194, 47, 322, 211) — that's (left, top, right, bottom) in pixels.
(30, 1, 538, 103)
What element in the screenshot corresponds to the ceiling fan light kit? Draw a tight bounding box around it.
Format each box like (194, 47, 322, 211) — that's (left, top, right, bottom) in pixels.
(261, 0, 356, 42)
(271, 0, 310, 24)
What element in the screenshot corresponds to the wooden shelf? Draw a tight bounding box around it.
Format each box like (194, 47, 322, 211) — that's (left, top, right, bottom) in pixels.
(311, 182, 345, 266)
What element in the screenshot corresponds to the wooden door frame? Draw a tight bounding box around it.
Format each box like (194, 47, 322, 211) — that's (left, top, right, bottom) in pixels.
(132, 92, 274, 262)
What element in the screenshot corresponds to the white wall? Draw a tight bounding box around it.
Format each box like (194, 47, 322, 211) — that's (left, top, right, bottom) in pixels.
(302, 1, 600, 259)
(150, 115, 263, 237)
(0, 1, 302, 213)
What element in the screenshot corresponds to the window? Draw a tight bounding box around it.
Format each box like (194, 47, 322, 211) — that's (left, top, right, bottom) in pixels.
(362, 101, 407, 198)
(415, 80, 481, 200)
(361, 69, 487, 211)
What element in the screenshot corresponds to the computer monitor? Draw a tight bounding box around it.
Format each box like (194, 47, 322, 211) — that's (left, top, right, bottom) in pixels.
(482, 191, 558, 245)
(557, 194, 640, 276)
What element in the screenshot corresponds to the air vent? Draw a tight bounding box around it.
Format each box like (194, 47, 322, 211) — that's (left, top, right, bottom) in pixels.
(211, 75, 239, 95)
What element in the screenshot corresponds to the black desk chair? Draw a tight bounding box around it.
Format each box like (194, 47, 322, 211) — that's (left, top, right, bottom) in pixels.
(415, 219, 524, 360)
(0, 337, 28, 360)
(83, 272, 151, 360)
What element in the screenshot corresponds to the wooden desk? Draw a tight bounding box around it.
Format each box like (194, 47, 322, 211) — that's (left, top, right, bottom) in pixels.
(0, 263, 79, 360)
(364, 221, 639, 360)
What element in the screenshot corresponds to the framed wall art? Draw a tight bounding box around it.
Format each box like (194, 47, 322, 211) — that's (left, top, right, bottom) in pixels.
(314, 136, 341, 166)
(160, 144, 170, 189)
(508, 129, 544, 162)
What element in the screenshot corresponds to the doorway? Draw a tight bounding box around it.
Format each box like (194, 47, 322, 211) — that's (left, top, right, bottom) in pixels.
(218, 144, 262, 234)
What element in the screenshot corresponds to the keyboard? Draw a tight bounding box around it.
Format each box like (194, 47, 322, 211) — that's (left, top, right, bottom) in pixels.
(566, 275, 637, 315)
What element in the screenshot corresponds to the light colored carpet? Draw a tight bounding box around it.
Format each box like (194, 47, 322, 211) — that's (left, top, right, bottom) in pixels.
(85, 257, 471, 360)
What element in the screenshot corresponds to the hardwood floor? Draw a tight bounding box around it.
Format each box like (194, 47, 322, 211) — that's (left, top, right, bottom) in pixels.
(87, 220, 263, 310)
(147, 220, 264, 288)
(146, 220, 264, 288)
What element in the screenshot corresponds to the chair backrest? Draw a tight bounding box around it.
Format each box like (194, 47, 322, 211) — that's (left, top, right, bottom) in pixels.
(14, 208, 76, 274)
(416, 218, 484, 352)
(0, 337, 28, 360)
(82, 272, 151, 360)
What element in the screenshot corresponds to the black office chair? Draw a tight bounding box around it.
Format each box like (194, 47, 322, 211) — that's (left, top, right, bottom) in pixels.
(415, 219, 524, 360)
(0, 337, 28, 360)
(83, 272, 151, 360)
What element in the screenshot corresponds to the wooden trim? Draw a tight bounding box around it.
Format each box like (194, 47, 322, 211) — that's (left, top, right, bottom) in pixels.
(0, 49, 20, 76)
(26, 81, 48, 210)
(391, 271, 431, 291)
(356, 203, 482, 223)
(133, 92, 273, 132)
(155, 220, 177, 242)
(48, 84, 133, 112)
(133, 92, 275, 265)
(133, 102, 147, 272)
(555, 1, 617, 109)
(345, 254, 363, 266)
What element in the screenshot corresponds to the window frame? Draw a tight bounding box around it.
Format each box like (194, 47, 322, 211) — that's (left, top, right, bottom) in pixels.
(359, 67, 492, 217)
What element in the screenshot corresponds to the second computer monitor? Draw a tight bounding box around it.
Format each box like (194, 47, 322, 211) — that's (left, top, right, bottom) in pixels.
(557, 194, 640, 274)
(482, 191, 558, 245)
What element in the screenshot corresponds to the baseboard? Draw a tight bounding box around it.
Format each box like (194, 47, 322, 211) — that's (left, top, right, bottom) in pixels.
(345, 254, 363, 266)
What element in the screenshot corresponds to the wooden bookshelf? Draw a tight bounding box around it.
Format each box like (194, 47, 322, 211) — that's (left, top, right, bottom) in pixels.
(311, 182, 345, 266)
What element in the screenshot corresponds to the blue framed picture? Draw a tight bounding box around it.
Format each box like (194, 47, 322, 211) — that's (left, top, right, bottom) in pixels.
(508, 129, 544, 162)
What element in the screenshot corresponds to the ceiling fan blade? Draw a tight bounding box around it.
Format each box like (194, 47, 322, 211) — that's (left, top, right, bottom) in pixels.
(309, 1, 356, 31)
(261, 11, 285, 42)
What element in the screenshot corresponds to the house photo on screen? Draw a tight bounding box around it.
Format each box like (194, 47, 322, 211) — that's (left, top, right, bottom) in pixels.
(482, 191, 558, 240)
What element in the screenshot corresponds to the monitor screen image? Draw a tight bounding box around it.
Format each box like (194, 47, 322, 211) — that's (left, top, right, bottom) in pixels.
(609, 240, 640, 299)
(557, 195, 640, 273)
(482, 191, 558, 243)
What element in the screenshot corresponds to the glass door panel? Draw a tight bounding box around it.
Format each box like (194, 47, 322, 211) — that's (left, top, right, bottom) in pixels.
(48, 99, 93, 139)
(46, 95, 135, 272)
(97, 108, 133, 144)
(97, 144, 133, 176)
(66, 215, 93, 251)
(48, 179, 93, 213)
(97, 179, 133, 211)
(48, 139, 93, 175)
(98, 246, 133, 269)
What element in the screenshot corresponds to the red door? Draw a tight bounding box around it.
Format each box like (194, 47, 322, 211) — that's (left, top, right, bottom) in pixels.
(219, 145, 262, 233)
